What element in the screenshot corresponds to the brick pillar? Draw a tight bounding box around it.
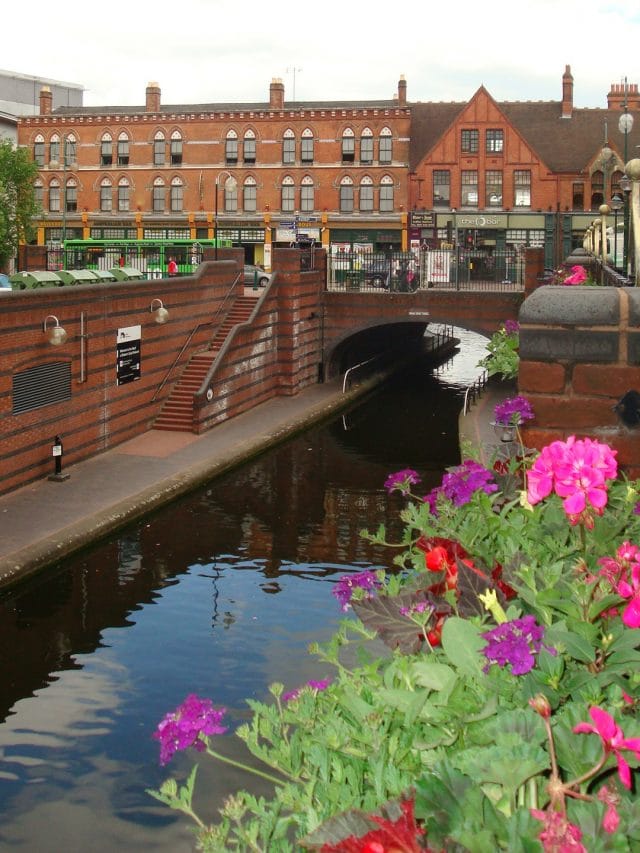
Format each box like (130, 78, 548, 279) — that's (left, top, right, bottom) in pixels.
(518, 286, 640, 477)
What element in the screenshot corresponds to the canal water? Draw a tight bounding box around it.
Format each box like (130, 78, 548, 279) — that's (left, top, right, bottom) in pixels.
(0, 330, 488, 852)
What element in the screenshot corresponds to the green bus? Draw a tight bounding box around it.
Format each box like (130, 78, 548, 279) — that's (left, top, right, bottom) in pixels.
(57, 237, 232, 277)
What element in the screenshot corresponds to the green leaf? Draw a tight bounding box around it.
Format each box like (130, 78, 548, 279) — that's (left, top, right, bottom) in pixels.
(441, 617, 484, 678)
(410, 660, 458, 697)
(547, 628, 596, 663)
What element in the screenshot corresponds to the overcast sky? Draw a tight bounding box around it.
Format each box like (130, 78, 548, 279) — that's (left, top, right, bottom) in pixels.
(6, 0, 639, 111)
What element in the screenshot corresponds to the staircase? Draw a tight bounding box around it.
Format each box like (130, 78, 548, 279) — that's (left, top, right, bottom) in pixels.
(154, 295, 258, 432)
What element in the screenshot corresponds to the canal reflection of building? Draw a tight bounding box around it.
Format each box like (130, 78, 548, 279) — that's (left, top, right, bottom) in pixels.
(0, 357, 466, 723)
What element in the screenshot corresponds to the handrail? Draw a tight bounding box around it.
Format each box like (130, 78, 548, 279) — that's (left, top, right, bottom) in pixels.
(342, 355, 382, 393)
(463, 370, 489, 416)
(151, 273, 242, 402)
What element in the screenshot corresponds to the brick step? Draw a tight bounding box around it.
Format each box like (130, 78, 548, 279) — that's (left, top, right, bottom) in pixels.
(153, 292, 257, 433)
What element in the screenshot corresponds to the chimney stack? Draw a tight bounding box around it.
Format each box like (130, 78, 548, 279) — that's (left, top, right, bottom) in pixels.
(146, 82, 161, 113)
(39, 86, 52, 115)
(561, 65, 573, 119)
(607, 80, 640, 111)
(398, 75, 407, 106)
(269, 78, 284, 109)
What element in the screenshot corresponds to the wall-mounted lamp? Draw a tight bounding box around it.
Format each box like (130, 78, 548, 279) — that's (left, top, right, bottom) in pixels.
(150, 298, 169, 324)
(43, 314, 68, 345)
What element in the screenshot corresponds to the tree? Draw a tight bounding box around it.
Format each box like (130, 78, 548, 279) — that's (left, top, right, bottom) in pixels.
(0, 140, 40, 270)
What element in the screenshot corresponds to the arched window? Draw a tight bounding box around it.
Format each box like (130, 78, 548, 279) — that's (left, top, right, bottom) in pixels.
(243, 176, 257, 212)
(225, 129, 238, 165)
(34, 179, 44, 207)
(170, 176, 183, 212)
(301, 128, 314, 164)
(64, 134, 77, 165)
(153, 176, 166, 212)
(49, 133, 60, 164)
(379, 127, 392, 164)
(33, 134, 45, 166)
(282, 128, 295, 164)
(380, 175, 394, 212)
(101, 132, 113, 166)
(342, 128, 355, 163)
(170, 130, 182, 165)
(340, 176, 354, 212)
(360, 128, 373, 164)
(224, 174, 238, 212)
(360, 175, 374, 212)
(118, 177, 130, 212)
(301, 176, 314, 213)
(65, 177, 77, 212)
(153, 131, 165, 166)
(281, 175, 295, 212)
(48, 179, 61, 212)
(117, 131, 129, 166)
(100, 177, 113, 212)
(243, 129, 256, 164)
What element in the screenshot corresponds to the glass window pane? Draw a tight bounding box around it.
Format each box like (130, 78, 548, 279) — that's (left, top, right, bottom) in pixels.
(283, 137, 295, 164)
(340, 185, 354, 212)
(379, 136, 392, 163)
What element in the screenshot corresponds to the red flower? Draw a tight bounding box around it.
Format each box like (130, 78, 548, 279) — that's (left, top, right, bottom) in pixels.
(320, 797, 428, 852)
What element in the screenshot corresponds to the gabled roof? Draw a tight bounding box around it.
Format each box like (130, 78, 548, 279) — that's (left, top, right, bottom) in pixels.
(500, 102, 639, 173)
(410, 97, 640, 176)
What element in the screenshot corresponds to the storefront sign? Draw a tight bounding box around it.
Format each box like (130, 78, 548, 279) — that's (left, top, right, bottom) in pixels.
(410, 211, 434, 227)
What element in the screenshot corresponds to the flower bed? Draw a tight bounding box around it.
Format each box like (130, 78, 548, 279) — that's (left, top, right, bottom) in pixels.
(148, 399, 640, 851)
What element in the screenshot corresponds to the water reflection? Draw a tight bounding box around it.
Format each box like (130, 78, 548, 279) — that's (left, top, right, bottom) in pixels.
(0, 330, 488, 851)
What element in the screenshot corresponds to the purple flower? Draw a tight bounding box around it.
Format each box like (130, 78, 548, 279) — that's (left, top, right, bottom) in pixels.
(504, 320, 520, 335)
(332, 569, 382, 611)
(384, 468, 421, 495)
(283, 678, 331, 702)
(153, 694, 227, 765)
(481, 616, 555, 676)
(634, 501, 640, 517)
(494, 395, 534, 427)
(440, 459, 498, 507)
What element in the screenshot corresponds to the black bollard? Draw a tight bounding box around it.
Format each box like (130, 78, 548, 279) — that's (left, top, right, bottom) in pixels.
(49, 435, 70, 481)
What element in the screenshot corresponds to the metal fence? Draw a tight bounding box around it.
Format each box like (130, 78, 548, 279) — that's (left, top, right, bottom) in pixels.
(327, 248, 525, 292)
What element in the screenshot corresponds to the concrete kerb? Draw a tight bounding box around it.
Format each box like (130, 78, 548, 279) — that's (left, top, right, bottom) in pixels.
(0, 373, 392, 590)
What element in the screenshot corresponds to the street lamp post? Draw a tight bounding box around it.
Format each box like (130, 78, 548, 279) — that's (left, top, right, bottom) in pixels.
(214, 171, 237, 260)
(618, 79, 634, 275)
(599, 204, 610, 281)
(610, 194, 623, 268)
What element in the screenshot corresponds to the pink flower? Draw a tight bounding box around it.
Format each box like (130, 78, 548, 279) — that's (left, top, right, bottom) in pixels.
(563, 265, 588, 285)
(573, 706, 640, 789)
(531, 809, 586, 851)
(526, 437, 617, 521)
(598, 785, 620, 834)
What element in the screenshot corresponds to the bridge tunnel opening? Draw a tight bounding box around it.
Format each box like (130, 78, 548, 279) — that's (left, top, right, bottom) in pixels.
(325, 321, 431, 381)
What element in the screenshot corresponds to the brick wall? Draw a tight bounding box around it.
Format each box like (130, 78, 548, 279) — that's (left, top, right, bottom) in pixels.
(0, 250, 323, 495)
(519, 285, 640, 478)
(194, 248, 324, 430)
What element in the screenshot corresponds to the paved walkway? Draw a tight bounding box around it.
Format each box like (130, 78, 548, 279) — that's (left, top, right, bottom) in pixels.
(0, 375, 508, 590)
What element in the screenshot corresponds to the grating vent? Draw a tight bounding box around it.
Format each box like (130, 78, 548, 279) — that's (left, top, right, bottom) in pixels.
(13, 361, 72, 415)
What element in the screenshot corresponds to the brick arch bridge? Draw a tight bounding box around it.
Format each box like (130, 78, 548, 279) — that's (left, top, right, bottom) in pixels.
(321, 289, 524, 379)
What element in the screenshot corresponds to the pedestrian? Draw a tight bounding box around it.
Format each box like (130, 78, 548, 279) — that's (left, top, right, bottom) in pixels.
(168, 257, 178, 277)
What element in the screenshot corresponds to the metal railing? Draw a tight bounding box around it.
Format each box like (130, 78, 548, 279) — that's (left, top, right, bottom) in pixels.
(327, 248, 524, 292)
(151, 273, 242, 401)
(462, 370, 489, 416)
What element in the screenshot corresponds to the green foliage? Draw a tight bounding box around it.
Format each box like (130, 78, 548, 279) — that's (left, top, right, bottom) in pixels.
(477, 324, 520, 380)
(0, 139, 40, 268)
(149, 455, 640, 850)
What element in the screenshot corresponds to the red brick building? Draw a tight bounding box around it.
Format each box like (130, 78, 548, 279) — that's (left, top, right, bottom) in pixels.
(16, 67, 639, 269)
(18, 78, 412, 267)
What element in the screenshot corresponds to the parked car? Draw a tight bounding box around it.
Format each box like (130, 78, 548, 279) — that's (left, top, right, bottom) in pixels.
(360, 254, 391, 289)
(0, 273, 10, 290)
(244, 264, 270, 287)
